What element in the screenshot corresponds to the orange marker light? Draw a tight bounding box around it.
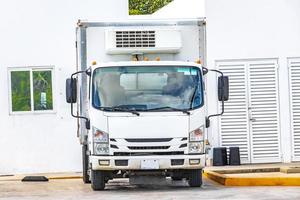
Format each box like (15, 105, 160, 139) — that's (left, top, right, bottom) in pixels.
(144, 57, 149, 61)
(92, 61, 97, 65)
(205, 139, 210, 145)
(155, 57, 161, 61)
(195, 59, 201, 64)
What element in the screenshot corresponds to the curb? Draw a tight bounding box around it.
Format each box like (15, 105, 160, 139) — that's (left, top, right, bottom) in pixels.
(0, 174, 82, 182)
(204, 170, 300, 186)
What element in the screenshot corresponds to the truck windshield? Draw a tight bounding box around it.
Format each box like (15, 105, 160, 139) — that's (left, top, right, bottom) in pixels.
(92, 66, 203, 111)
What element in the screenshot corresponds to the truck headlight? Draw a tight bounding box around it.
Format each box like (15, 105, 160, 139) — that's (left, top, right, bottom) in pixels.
(93, 127, 109, 155)
(188, 126, 204, 154)
(189, 142, 204, 154)
(189, 126, 204, 142)
(94, 143, 109, 155)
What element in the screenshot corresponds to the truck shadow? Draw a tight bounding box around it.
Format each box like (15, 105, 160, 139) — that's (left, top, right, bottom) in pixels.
(101, 178, 221, 192)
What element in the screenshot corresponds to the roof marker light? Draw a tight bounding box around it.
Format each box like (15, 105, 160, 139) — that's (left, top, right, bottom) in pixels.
(195, 59, 201, 64)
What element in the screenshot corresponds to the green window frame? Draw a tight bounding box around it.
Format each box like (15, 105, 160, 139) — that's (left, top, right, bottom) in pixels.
(9, 67, 54, 114)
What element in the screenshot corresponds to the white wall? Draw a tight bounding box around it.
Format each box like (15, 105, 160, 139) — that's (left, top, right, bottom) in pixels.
(153, 0, 205, 18)
(0, 0, 128, 174)
(2, 0, 300, 174)
(206, 0, 300, 162)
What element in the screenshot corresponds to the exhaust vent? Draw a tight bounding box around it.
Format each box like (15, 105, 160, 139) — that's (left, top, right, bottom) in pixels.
(105, 28, 181, 55)
(116, 30, 156, 48)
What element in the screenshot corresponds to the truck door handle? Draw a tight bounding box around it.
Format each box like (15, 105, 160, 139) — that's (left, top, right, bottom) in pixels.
(250, 118, 256, 122)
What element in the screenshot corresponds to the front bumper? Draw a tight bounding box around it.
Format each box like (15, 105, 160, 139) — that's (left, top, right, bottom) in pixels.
(90, 154, 206, 170)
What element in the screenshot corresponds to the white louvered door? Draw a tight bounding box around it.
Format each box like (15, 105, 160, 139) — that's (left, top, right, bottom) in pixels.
(248, 60, 281, 163)
(289, 58, 300, 161)
(218, 59, 281, 164)
(219, 62, 251, 163)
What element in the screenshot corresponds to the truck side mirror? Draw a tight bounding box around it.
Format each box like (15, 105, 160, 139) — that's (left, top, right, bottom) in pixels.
(218, 76, 229, 101)
(66, 78, 77, 103)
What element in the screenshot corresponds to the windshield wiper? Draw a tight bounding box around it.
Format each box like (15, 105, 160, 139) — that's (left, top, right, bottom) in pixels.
(145, 106, 190, 115)
(112, 107, 140, 116)
(99, 106, 140, 116)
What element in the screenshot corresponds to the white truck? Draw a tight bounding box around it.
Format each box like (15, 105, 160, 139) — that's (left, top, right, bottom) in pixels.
(66, 18, 229, 190)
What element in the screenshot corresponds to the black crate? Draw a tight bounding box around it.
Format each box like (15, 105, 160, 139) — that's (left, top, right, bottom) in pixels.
(213, 147, 227, 166)
(229, 147, 241, 165)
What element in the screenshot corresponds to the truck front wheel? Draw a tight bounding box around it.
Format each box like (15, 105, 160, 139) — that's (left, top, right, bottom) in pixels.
(188, 169, 202, 187)
(91, 170, 106, 191)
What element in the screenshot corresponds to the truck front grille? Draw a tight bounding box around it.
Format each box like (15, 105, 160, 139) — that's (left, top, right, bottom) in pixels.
(125, 138, 173, 142)
(110, 138, 187, 156)
(128, 146, 170, 150)
(114, 151, 184, 156)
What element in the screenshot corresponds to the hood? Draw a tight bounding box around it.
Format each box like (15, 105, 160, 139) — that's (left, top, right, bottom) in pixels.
(107, 115, 189, 139)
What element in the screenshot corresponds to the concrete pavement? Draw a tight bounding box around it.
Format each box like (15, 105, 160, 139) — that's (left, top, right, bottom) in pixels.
(0, 177, 300, 200)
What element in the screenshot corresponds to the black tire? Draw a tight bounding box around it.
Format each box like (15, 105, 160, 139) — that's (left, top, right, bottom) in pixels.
(91, 170, 106, 191)
(82, 145, 91, 184)
(188, 169, 202, 187)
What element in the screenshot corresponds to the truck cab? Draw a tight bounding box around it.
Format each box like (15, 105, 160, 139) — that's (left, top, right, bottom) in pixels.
(66, 19, 229, 190)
